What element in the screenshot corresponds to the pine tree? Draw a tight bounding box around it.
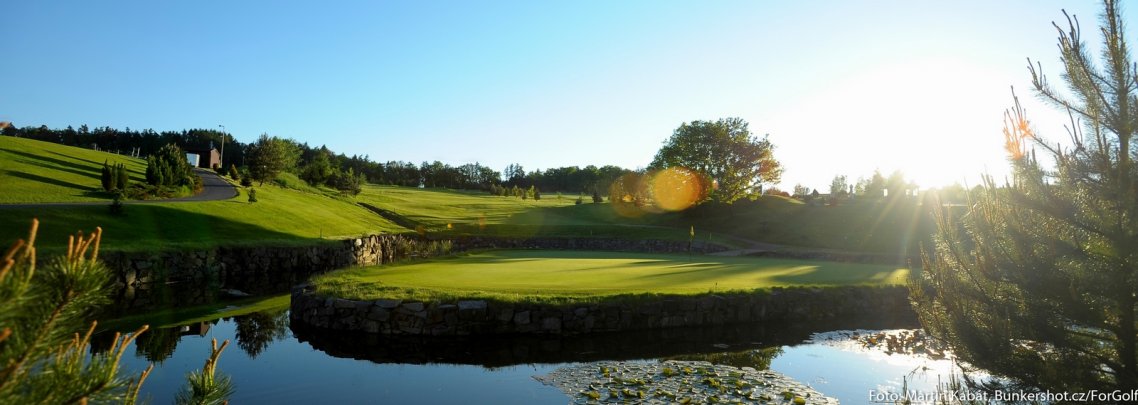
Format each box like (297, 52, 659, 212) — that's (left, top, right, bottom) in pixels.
(911, 0, 1138, 392)
(116, 163, 129, 191)
(145, 157, 158, 185)
(0, 220, 234, 403)
(228, 164, 239, 181)
(101, 160, 113, 191)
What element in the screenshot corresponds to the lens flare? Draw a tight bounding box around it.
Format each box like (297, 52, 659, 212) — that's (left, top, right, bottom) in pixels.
(609, 173, 647, 218)
(650, 167, 703, 212)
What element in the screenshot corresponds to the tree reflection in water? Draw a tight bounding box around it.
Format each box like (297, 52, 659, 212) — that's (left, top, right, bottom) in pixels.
(95, 309, 291, 362)
(233, 309, 290, 358)
(666, 347, 784, 370)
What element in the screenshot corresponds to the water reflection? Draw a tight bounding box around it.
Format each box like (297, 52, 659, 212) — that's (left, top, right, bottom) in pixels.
(290, 314, 917, 368)
(666, 347, 784, 370)
(233, 309, 290, 358)
(105, 310, 949, 403)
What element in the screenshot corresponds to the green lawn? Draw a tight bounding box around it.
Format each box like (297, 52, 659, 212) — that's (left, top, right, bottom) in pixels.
(0, 136, 148, 203)
(0, 181, 405, 252)
(357, 185, 939, 255)
(356, 185, 711, 244)
(0, 138, 405, 252)
(663, 196, 940, 256)
(312, 250, 910, 303)
(2, 136, 939, 256)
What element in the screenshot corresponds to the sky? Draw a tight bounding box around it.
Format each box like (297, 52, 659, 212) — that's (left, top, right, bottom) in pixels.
(2, 1, 1133, 190)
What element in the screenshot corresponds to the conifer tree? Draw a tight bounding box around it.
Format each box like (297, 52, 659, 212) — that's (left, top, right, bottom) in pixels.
(0, 221, 234, 403)
(116, 163, 129, 191)
(912, 0, 1138, 392)
(101, 160, 113, 191)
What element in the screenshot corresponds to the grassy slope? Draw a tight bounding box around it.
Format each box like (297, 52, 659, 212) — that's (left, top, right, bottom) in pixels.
(3, 137, 937, 255)
(356, 185, 708, 244)
(358, 186, 937, 255)
(662, 196, 940, 255)
(313, 249, 910, 303)
(0, 136, 148, 203)
(1, 181, 404, 252)
(0, 138, 403, 252)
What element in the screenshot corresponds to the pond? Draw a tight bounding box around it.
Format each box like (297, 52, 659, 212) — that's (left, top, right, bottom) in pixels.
(107, 310, 969, 404)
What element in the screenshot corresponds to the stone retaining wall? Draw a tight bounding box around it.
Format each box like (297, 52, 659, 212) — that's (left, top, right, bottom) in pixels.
(290, 285, 913, 336)
(100, 236, 727, 309)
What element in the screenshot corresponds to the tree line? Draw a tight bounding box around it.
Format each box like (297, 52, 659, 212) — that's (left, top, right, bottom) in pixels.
(2, 124, 636, 193)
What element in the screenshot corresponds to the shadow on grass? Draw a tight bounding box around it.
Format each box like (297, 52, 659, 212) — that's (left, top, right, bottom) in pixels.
(49, 150, 125, 168)
(0, 204, 314, 252)
(445, 250, 905, 287)
(4, 169, 92, 191)
(4, 148, 105, 179)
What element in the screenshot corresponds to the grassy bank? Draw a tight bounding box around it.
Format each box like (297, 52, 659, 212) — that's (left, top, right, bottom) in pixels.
(0, 182, 404, 252)
(0, 136, 147, 203)
(312, 249, 910, 304)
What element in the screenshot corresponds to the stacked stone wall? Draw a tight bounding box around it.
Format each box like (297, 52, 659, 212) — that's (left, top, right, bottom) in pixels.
(290, 285, 913, 336)
(100, 236, 727, 308)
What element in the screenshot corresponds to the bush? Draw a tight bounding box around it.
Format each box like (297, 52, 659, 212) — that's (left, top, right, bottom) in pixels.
(146, 144, 194, 188)
(109, 191, 124, 215)
(331, 168, 363, 195)
(228, 164, 240, 181)
(576, 195, 584, 205)
(240, 171, 253, 187)
(533, 188, 541, 200)
(247, 187, 257, 203)
(592, 190, 604, 203)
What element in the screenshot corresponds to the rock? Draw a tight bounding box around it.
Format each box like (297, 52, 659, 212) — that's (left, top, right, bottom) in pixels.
(457, 300, 487, 311)
(332, 299, 356, 309)
(541, 317, 561, 332)
(401, 302, 425, 312)
(363, 320, 379, 333)
(367, 307, 390, 321)
(514, 311, 531, 325)
(220, 288, 251, 298)
(375, 299, 402, 309)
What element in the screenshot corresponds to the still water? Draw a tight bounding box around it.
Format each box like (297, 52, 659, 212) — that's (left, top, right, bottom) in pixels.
(111, 310, 963, 404)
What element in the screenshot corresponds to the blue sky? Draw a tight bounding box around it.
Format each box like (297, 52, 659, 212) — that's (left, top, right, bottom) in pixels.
(2, 1, 1131, 189)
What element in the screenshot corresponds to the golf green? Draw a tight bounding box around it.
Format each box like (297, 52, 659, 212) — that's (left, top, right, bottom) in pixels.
(313, 250, 910, 302)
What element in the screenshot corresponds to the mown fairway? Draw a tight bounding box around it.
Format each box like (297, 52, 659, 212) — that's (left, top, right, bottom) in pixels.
(313, 250, 910, 302)
(355, 185, 700, 242)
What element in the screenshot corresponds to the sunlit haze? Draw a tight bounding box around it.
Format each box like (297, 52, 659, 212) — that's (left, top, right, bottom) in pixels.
(2, 1, 1132, 189)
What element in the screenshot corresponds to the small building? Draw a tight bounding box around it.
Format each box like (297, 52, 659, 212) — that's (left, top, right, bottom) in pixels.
(184, 147, 220, 169)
